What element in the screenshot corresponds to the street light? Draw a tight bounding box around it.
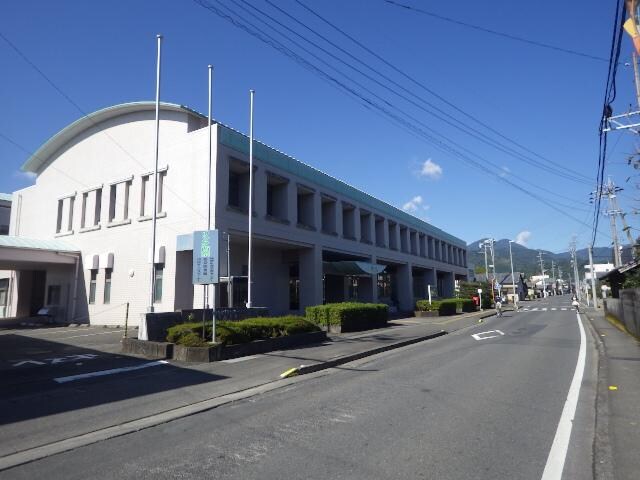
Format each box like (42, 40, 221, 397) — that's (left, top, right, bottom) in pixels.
(508, 240, 518, 310)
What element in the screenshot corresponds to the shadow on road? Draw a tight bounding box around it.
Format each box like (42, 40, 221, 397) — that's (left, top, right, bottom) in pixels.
(0, 333, 227, 426)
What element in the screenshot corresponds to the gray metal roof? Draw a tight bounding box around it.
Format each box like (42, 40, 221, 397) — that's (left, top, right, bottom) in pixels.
(0, 236, 79, 253)
(21, 102, 206, 174)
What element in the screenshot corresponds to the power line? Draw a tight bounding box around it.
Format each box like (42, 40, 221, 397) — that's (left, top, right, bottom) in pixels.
(0, 30, 209, 223)
(259, 0, 593, 186)
(384, 0, 612, 63)
(593, 0, 625, 247)
(295, 0, 592, 185)
(193, 0, 603, 232)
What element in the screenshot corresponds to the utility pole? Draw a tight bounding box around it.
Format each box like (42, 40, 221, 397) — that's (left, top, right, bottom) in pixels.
(633, 52, 640, 110)
(594, 178, 623, 267)
(610, 186, 636, 261)
(508, 240, 517, 309)
(588, 246, 599, 309)
(538, 251, 547, 297)
(570, 237, 581, 300)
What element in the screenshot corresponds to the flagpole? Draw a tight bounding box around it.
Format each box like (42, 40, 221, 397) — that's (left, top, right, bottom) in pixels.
(148, 34, 162, 313)
(247, 90, 255, 308)
(207, 64, 216, 343)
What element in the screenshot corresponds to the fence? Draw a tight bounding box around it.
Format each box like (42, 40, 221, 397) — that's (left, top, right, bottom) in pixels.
(604, 288, 640, 339)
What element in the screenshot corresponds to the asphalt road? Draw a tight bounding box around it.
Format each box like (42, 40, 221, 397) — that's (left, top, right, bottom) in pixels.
(1, 296, 598, 480)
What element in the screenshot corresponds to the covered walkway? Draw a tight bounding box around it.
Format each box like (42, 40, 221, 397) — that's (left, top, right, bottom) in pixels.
(0, 236, 81, 323)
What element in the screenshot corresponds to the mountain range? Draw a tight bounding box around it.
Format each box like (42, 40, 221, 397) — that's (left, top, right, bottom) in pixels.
(467, 239, 614, 279)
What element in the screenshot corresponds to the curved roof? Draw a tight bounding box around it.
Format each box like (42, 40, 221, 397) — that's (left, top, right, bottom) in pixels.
(22, 102, 206, 174)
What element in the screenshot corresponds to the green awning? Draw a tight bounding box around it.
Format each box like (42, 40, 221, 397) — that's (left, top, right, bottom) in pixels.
(323, 261, 386, 276)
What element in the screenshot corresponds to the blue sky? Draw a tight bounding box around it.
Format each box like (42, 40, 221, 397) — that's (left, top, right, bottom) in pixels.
(1, 0, 637, 253)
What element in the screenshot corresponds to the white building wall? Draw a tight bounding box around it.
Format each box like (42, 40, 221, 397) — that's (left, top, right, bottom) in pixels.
(11, 107, 216, 325)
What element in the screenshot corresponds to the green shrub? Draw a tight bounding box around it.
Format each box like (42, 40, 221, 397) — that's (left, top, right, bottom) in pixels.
(179, 332, 209, 347)
(165, 316, 319, 346)
(415, 300, 441, 312)
(305, 302, 388, 331)
(437, 299, 458, 316)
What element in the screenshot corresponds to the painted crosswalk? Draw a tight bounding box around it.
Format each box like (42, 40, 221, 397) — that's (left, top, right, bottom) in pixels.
(520, 307, 570, 312)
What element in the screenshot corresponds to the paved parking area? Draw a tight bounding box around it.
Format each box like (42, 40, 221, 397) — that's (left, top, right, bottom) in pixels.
(0, 325, 145, 394)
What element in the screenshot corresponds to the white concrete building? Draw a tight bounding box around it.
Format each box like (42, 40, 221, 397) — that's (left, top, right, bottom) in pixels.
(1, 102, 468, 325)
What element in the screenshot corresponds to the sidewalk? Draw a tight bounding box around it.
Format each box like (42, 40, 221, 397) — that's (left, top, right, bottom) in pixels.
(0, 308, 497, 470)
(582, 308, 640, 480)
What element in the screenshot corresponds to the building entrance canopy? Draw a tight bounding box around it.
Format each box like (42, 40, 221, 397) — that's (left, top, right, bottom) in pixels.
(0, 236, 80, 270)
(322, 261, 386, 277)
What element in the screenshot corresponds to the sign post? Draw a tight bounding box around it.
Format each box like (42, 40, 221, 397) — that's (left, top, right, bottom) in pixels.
(428, 284, 432, 305)
(193, 230, 220, 342)
(478, 288, 483, 311)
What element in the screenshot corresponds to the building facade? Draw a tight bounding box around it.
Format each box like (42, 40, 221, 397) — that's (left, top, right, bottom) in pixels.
(1, 102, 468, 325)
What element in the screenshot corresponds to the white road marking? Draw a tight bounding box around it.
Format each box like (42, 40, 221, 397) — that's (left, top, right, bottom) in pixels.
(54, 360, 169, 383)
(471, 330, 505, 341)
(11, 354, 99, 368)
(561, 308, 567, 311)
(551, 308, 557, 311)
(58, 330, 123, 340)
(542, 308, 548, 311)
(532, 308, 539, 311)
(222, 355, 260, 363)
(540, 312, 586, 480)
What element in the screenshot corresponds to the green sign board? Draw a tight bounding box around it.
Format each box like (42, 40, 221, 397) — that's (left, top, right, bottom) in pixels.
(192, 230, 219, 284)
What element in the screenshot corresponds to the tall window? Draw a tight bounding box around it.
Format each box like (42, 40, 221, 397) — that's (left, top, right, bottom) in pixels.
(56, 194, 76, 234)
(140, 170, 167, 217)
(89, 270, 97, 304)
(103, 269, 112, 304)
(108, 178, 132, 223)
(153, 265, 163, 303)
(81, 187, 102, 229)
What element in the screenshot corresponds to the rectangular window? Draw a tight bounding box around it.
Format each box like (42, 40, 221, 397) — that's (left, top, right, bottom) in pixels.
(109, 178, 132, 223)
(153, 265, 163, 303)
(297, 186, 315, 228)
(103, 269, 112, 304)
(80, 187, 102, 229)
(321, 196, 337, 234)
(56, 199, 63, 233)
(140, 171, 166, 217)
(378, 272, 392, 299)
(341, 202, 355, 239)
(56, 194, 76, 234)
(266, 173, 288, 221)
(228, 160, 250, 212)
(89, 270, 97, 304)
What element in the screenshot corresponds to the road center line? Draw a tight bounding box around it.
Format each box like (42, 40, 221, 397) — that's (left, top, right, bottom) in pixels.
(540, 312, 586, 480)
(53, 361, 169, 384)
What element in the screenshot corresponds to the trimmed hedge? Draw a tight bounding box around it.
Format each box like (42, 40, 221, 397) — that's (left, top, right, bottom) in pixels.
(306, 302, 388, 331)
(415, 298, 476, 315)
(166, 316, 320, 346)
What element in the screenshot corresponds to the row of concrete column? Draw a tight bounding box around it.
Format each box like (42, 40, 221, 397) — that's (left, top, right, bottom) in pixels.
(231, 165, 467, 268)
(297, 246, 457, 312)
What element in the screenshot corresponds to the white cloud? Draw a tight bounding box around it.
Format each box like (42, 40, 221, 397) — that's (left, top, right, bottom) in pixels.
(515, 230, 531, 246)
(418, 159, 443, 179)
(402, 196, 430, 220)
(402, 195, 424, 213)
(13, 170, 36, 181)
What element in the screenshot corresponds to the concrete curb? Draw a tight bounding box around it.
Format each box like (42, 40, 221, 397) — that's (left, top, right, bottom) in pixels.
(0, 325, 450, 472)
(298, 330, 447, 375)
(580, 311, 616, 480)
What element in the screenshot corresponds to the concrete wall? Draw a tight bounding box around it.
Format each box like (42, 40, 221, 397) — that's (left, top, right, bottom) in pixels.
(604, 288, 640, 338)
